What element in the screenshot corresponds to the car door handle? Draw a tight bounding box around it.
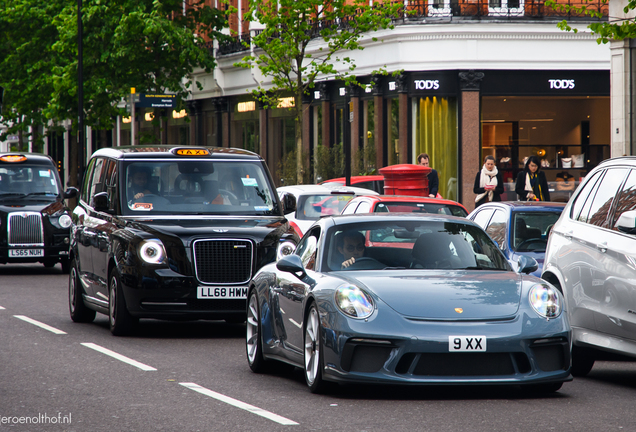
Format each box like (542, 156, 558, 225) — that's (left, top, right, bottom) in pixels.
(564, 230, 573, 240)
(597, 242, 608, 253)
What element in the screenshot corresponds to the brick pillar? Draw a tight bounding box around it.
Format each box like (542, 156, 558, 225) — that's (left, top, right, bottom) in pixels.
(349, 85, 361, 176)
(459, 70, 484, 212)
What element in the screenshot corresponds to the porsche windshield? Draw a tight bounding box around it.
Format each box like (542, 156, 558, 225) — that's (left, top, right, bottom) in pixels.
(0, 165, 60, 199)
(122, 160, 278, 216)
(324, 220, 511, 272)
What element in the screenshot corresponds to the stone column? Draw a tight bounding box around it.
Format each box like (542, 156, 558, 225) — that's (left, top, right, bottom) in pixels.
(348, 84, 361, 176)
(372, 74, 385, 171)
(186, 100, 201, 146)
(459, 70, 484, 212)
(302, 92, 312, 183)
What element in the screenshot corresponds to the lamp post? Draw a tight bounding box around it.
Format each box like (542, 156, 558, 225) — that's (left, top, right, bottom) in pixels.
(77, 0, 85, 184)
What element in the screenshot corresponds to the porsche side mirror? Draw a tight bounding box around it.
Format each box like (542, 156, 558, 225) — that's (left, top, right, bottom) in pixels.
(616, 210, 636, 234)
(280, 192, 296, 215)
(276, 254, 314, 284)
(517, 255, 538, 275)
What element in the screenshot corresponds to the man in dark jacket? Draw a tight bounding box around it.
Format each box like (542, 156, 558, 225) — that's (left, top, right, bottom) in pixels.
(417, 153, 439, 198)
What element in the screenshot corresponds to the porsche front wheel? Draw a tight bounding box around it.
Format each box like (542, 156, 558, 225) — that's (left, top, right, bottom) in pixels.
(304, 303, 327, 393)
(246, 291, 267, 373)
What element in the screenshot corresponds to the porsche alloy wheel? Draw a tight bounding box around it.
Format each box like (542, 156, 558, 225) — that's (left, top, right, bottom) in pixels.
(246, 291, 267, 372)
(304, 304, 326, 393)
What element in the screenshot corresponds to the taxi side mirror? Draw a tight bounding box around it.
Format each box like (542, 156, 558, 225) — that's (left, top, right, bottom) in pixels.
(280, 192, 296, 215)
(92, 192, 110, 212)
(64, 187, 78, 199)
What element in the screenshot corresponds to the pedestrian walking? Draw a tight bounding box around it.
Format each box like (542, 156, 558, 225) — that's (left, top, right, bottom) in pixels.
(515, 155, 551, 202)
(474, 155, 504, 207)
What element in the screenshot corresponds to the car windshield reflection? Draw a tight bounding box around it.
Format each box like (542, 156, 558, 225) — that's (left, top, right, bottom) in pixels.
(123, 160, 278, 216)
(0, 165, 60, 199)
(323, 220, 511, 272)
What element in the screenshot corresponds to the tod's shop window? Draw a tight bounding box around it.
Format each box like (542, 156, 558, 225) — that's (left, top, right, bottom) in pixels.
(481, 70, 610, 202)
(410, 72, 459, 201)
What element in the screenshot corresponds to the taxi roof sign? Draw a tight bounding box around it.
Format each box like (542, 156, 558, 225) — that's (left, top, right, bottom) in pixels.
(173, 148, 210, 156)
(0, 155, 27, 163)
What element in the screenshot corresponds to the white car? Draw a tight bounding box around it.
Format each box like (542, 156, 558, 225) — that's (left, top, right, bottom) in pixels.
(277, 184, 378, 236)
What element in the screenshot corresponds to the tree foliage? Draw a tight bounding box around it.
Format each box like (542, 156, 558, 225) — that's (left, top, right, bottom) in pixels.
(235, 0, 401, 183)
(547, 0, 627, 43)
(0, 0, 228, 146)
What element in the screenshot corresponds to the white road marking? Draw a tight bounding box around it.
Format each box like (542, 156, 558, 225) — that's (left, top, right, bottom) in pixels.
(288, 318, 302, 328)
(179, 382, 298, 425)
(81, 343, 157, 371)
(14, 315, 66, 334)
(0, 305, 5, 309)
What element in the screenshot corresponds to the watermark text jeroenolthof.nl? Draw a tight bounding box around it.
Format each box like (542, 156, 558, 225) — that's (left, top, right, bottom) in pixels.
(1, 413, 72, 425)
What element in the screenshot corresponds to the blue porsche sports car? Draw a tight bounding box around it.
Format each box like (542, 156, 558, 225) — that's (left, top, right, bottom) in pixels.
(246, 214, 571, 393)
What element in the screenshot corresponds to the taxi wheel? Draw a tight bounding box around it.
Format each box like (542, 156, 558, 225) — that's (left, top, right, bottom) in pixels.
(68, 259, 96, 323)
(304, 303, 328, 394)
(109, 269, 138, 336)
(61, 258, 70, 274)
(246, 291, 268, 373)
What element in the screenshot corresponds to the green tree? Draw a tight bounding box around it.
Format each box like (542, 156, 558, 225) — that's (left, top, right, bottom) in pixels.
(0, 0, 228, 161)
(546, 0, 622, 42)
(235, 0, 401, 184)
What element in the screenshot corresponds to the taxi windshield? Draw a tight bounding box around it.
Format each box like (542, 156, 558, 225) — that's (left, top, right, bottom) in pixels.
(122, 160, 278, 216)
(0, 165, 60, 198)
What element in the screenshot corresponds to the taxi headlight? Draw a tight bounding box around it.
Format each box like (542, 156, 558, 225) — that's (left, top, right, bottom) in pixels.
(276, 241, 296, 260)
(58, 214, 72, 228)
(529, 284, 562, 319)
(139, 239, 166, 264)
(335, 284, 374, 319)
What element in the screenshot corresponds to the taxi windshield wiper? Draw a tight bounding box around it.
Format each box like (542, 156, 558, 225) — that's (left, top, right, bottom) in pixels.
(24, 192, 57, 196)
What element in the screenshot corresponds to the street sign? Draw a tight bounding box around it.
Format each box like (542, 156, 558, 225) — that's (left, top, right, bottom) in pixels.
(136, 94, 176, 108)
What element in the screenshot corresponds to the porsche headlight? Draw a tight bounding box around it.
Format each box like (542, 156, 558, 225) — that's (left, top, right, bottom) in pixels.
(276, 241, 296, 260)
(529, 284, 562, 319)
(58, 214, 72, 228)
(139, 239, 166, 264)
(335, 284, 374, 319)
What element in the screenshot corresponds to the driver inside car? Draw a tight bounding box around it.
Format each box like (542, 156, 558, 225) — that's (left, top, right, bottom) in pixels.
(338, 230, 366, 269)
(128, 167, 153, 200)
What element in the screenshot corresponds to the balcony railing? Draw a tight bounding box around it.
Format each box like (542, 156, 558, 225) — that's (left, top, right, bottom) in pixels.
(214, 0, 608, 56)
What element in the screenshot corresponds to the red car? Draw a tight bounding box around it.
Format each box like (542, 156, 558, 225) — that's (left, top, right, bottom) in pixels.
(320, 175, 384, 194)
(341, 195, 468, 217)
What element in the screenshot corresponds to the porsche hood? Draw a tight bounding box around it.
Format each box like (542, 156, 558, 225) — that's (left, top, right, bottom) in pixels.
(348, 270, 523, 320)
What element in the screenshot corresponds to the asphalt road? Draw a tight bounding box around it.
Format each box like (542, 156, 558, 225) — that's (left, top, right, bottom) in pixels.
(2, 263, 636, 432)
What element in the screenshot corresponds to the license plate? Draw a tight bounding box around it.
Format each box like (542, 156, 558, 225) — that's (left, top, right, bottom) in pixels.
(448, 335, 487, 352)
(9, 249, 44, 257)
(197, 286, 248, 299)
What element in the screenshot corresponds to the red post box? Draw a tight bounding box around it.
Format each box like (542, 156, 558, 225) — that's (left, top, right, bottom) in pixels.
(379, 164, 431, 196)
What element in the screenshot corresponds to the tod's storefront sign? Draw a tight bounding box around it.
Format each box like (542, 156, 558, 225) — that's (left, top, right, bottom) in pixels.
(482, 70, 609, 96)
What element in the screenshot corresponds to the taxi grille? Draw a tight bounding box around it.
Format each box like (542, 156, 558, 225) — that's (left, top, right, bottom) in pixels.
(193, 239, 253, 284)
(8, 212, 44, 246)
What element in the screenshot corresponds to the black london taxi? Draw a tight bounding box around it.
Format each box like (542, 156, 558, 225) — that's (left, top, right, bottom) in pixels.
(0, 153, 77, 272)
(68, 145, 298, 335)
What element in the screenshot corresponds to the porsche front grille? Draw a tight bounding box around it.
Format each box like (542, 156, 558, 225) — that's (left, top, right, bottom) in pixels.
(193, 239, 253, 284)
(8, 212, 44, 246)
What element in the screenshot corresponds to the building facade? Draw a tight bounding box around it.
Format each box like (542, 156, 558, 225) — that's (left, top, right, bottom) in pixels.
(108, 3, 613, 211)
